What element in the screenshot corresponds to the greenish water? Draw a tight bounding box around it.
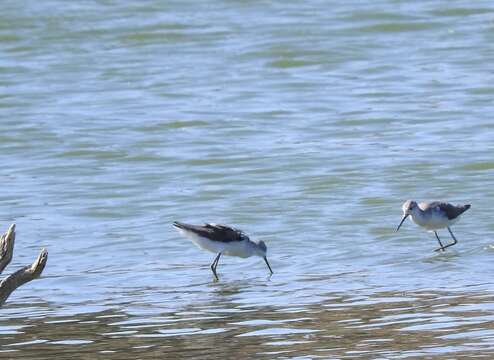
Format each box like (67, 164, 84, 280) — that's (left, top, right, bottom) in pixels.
(1, 0, 494, 358)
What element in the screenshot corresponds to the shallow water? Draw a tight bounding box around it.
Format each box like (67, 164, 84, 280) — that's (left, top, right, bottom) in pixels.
(1, 0, 494, 358)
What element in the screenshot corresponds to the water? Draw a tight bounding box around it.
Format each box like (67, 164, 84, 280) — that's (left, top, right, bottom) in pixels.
(1, 0, 494, 358)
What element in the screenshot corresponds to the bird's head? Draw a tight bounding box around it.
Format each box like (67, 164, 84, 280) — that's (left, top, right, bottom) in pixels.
(397, 200, 418, 231)
(255, 240, 273, 275)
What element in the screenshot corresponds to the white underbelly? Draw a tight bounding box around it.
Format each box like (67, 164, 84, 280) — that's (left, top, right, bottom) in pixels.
(412, 213, 457, 230)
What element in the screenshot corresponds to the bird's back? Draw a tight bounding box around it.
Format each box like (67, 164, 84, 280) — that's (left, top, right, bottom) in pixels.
(173, 222, 248, 243)
(420, 202, 471, 220)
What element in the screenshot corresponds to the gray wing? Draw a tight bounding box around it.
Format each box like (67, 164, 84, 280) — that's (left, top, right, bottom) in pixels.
(424, 202, 471, 220)
(173, 222, 248, 242)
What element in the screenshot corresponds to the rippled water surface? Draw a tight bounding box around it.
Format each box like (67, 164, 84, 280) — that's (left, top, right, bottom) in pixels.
(1, 0, 494, 358)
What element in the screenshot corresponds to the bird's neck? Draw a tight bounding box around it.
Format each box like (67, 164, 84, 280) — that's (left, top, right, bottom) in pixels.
(247, 241, 262, 258)
(410, 208, 427, 226)
(242, 241, 254, 256)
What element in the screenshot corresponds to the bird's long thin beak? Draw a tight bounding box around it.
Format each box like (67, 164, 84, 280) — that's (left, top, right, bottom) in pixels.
(396, 214, 409, 232)
(264, 257, 273, 275)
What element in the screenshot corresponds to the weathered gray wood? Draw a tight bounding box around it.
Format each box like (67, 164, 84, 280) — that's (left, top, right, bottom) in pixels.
(0, 224, 48, 306)
(0, 224, 15, 274)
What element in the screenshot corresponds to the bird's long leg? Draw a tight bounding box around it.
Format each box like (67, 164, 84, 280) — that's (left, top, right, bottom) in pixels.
(434, 231, 445, 252)
(210, 253, 221, 280)
(442, 227, 458, 250)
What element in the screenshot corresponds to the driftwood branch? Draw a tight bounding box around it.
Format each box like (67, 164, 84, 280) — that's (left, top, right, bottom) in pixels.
(0, 224, 15, 273)
(0, 224, 48, 306)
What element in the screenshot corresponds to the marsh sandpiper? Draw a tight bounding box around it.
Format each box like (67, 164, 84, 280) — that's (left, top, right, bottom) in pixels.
(396, 200, 471, 252)
(173, 222, 273, 280)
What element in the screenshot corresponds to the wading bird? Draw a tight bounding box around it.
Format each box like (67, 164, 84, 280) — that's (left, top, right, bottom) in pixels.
(396, 200, 470, 252)
(173, 222, 273, 280)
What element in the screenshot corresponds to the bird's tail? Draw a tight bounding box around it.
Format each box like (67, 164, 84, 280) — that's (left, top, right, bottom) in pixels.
(460, 204, 471, 215)
(173, 221, 188, 230)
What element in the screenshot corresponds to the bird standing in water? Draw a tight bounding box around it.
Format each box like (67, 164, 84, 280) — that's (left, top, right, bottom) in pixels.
(173, 222, 273, 280)
(396, 200, 471, 252)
